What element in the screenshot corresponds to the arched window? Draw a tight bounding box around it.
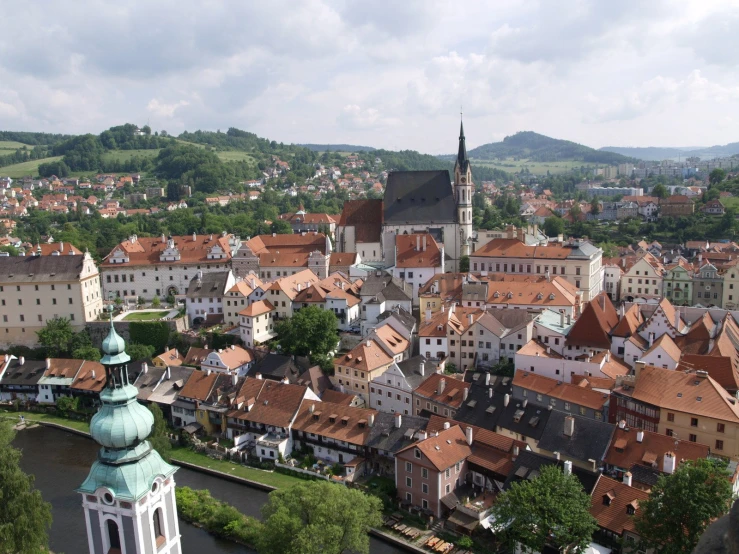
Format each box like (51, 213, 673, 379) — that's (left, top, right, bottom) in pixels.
(106, 519, 121, 551)
(153, 508, 165, 547)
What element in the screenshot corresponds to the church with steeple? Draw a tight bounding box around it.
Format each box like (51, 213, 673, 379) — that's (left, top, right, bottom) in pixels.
(78, 314, 181, 554)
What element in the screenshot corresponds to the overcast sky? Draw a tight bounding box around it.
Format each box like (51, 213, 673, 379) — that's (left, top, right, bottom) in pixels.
(1, 0, 738, 153)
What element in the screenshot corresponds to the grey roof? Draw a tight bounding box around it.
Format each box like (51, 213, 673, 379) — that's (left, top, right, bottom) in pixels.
(134, 365, 194, 405)
(383, 170, 457, 225)
(360, 272, 412, 302)
(503, 450, 600, 494)
(537, 410, 615, 465)
(296, 365, 332, 396)
(249, 353, 307, 383)
(487, 308, 536, 330)
(628, 463, 661, 487)
(566, 241, 601, 259)
(186, 271, 232, 298)
(397, 356, 433, 390)
(377, 307, 417, 335)
(0, 254, 85, 283)
(0, 358, 46, 387)
(366, 412, 429, 455)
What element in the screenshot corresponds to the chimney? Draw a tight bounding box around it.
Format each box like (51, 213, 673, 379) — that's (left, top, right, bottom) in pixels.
(485, 372, 491, 386)
(634, 360, 646, 380)
(560, 310, 565, 327)
(192, 231, 196, 242)
(232, 372, 238, 386)
(166, 366, 171, 379)
(366, 339, 371, 348)
(256, 373, 263, 380)
(466, 426, 473, 446)
(282, 376, 289, 384)
(45, 358, 50, 369)
(439, 378, 446, 394)
(423, 235, 427, 252)
(622, 257, 626, 268)
(468, 313, 474, 326)
(619, 420, 626, 429)
(636, 430, 644, 443)
(488, 387, 493, 399)
(620, 304, 625, 317)
(419, 361, 425, 377)
(206, 369, 212, 376)
(162, 233, 166, 243)
(416, 235, 420, 251)
(513, 445, 519, 458)
(418, 430, 428, 440)
(91, 370, 96, 380)
(19, 356, 25, 366)
(522, 399, 528, 408)
(309, 403, 315, 413)
(463, 387, 469, 401)
(504, 393, 510, 407)
(605, 351, 611, 362)
(443, 421, 450, 430)
(675, 309, 681, 330)
(231, 344, 236, 350)
(425, 309, 431, 322)
(566, 313, 572, 325)
(648, 332, 654, 348)
(142, 362, 148, 374)
(563, 460, 572, 476)
(663, 451, 676, 474)
(564, 415, 575, 437)
(395, 412, 402, 429)
(623, 471, 633, 486)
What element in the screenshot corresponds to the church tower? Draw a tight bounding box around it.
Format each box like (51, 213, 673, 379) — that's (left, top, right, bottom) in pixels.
(78, 313, 181, 554)
(454, 118, 474, 257)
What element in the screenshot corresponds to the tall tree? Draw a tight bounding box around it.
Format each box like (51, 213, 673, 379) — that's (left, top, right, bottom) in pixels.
(492, 465, 597, 553)
(257, 481, 382, 554)
(36, 317, 75, 357)
(276, 306, 339, 358)
(634, 458, 733, 554)
(543, 216, 565, 237)
(147, 403, 172, 462)
(0, 420, 53, 553)
(652, 183, 669, 199)
(709, 168, 726, 187)
(590, 197, 601, 215)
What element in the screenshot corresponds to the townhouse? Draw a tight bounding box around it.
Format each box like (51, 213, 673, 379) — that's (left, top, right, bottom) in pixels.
(292, 272, 361, 330)
(239, 300, 276, 348)
(390, 233, 444, 304)
(536, 411, 615, 471)
(222, 275, 264, 326)
(359, 272, 412, 335)
(333, 338, 395, 404)
(0, 253, 104, 348)
(369, 356, 434, 415)
(200, 345, 254, 376)
(460, 275, 579, 317)
(469, 237, 603, 301)
(231, 233, 335, 280)
(533, 308, 574, 356)
(0, 356, 45, 401)
(101, 233, 237, 300)
(264, 269, 321, 320)
(511, 371, 610, 421)
(516, 340, 629, 383)
(662, 258, 693, 305)
(693, 262, 723, 307)
(619, 252, 664, 302)
(589, 475, 650, 550)
(472, 309, 536, 367)
(185, 270, 235, 325)
(134, 364, 195, 427)
(412, 373, 471, 419)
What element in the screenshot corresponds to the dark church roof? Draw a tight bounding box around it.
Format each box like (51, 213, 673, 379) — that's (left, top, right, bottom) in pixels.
(383, 170, 457, 225)
(455, 120, 470, 173)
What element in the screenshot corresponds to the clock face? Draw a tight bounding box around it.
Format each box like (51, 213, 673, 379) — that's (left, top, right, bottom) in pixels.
(460, 177, 466, 184)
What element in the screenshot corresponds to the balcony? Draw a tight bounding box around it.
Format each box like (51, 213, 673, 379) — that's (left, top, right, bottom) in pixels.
(257, 432, 288, 449)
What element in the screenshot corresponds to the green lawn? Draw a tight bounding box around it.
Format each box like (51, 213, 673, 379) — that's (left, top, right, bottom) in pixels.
(170, 447, 304, 489)
(1, 155, 63, 178)
(216, 151, 256, 164)
(122, 310, 170, 321)
(720, 197, 739, 209)
(473, 157, 596, 175)
(101, 149, 161, 163)
(0, 140, 33, 152)
(0, 409, 91, 434)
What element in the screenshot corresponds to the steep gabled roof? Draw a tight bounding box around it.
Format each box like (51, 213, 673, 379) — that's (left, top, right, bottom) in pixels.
(590, 475, 649, 535)
(566, 292, 618, 349)
(384, 170, 456, 225)
(338, 199, 383, 243)
(396, 425, 471, 471)
(610, 304, 643, 338)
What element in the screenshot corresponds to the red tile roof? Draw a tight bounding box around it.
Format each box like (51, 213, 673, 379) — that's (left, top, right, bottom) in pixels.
(395, 233, 442, 268)
(590, 475, 649, 535)
(566, 292, 618, 349)
(338, 199, 383, 243)
(605, 426, 709, 472)
(397, 425, 471, 471)
(102, 234, 232, 267)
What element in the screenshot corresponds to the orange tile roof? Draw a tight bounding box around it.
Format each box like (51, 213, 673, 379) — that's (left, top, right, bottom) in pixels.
(595, 353, 630, 379)
(590, 476, 649, 535)
(102, 234, 232, 267)
(513, 370, 609, 410)
(337, 339, 393, 372)
(292, 400, 377, 446)
(397, 425, 471, 471)
(419, 272, 480, 303)
(426, 415, 524, 454)
(320, 389, 356, 405)
(154, 347, 184, 367)
(567, 292, 618, 349)
(45, 358, 83, 379)
(239, 379, 306, 428)
(642, 333, 681, 362)
(571, 375, 616, 390)
(604, 426, 709, 472)
(179, 370, 218, 401)
(483, 276, 578, 308)
(183, 347, 212, 367)
(395, 233, 442, 268)
(239, 300, 274, 317)
(70, 361, 106, 392)
(373, 325, 409, 356)
(210, 345, 254, 369)
(413, 373, 470, 409)
(630, 365, 739, 422)
(473, 238, 570, 259)
(610, 304, 643, 338)
(269, 269, 321, 300)
(34, 242, 83, 256)
(516, 339, 565, 359)
(227, 277, 264, 297)
(678, 355, 739, 392)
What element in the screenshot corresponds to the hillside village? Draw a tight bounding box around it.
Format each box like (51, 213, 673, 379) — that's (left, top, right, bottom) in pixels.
(2, 123, 739, 553)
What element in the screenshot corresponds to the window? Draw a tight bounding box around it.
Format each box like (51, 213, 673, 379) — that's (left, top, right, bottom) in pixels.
(717, 423, 725, 433)
(106, 520, 121, 551)
(579, 406, 586, 416)
(153, 508, 165, 546)
(689, 434, 697, 442)
(406, 492, 412, 502)
(716, 440, 724, 451)
(422, 483, 428, 494)
(445, 484, 451, 494)
(406, 477, 412, 487)
(406, 462, 412, 472)
(422, 468, 428, 479)
(422, 499, 428, 509)
(414, 448, 421, 459)
(690, 417, 698, 427)
(667, 412, 674, 422)
(445, 468, 450, 478)
(666, 429, 674, 437)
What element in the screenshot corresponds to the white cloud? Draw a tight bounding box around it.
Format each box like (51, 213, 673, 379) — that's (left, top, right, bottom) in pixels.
(146, 99, 190, 118)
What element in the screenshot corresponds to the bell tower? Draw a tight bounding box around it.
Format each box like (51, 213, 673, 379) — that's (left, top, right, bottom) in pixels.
(77, 309, 181, 554)
(454, 116, 473, 257)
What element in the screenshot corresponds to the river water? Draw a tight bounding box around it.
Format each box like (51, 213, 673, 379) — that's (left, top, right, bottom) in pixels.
(13, 426, 404, 554)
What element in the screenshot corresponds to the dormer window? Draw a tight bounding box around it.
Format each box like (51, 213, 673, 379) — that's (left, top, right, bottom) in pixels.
(626, 501, 637, 515)
(603, 491, 615, 506)
(414, 448, 421, 459)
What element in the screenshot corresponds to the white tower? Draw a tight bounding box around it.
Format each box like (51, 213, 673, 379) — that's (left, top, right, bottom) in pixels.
(454, 118, 474, 258)
(78, 314, 182, 554)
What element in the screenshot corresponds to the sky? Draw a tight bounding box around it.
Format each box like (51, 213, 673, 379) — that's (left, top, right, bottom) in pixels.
(1, 0, 739, 154)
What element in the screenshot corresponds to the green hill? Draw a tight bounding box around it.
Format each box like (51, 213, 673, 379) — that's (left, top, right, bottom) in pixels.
(464, 131, 636, 164)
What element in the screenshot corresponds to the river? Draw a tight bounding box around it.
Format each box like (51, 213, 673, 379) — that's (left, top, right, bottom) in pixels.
(13, 425, 404, 554)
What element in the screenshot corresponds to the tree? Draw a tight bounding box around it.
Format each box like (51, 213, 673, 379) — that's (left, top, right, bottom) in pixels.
(459, 255, 470, 272)
(590, 197, 601, 216)
(36, 317, 75, 357)
(127, 343, 156, 361)
(709, 168, 726, 186)
(147, 403, 172, 462)
(72, 345, 101, 361)
(151, 296, 161, 308)
(634, 458, 733, 554)
(544, 216, 565, 237)
(257, 481, 382, 554)
(492, 465, 597, 554)
(652, 183, 669, 199)
(0, 245, 18, 256)
(598, 241, 619, 258)
(276, 306, 339, 358)
(0, 420, 53, 553)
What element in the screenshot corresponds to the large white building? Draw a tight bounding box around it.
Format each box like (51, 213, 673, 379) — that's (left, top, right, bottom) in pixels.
(101, 233, 238, 301)
(0, 252, 104, 348)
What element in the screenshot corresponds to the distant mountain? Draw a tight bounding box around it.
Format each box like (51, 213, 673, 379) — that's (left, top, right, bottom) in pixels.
(298, 144, 375, 152)
(600, 142, 739, 162)
(460, 131, 635, 164)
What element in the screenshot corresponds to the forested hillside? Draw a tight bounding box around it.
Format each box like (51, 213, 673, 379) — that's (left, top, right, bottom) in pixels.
(465, 131, 635, 164)
(0, 131, 73, 146)
(374, 148, 510, 182)
(298, 144, 375, 152)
